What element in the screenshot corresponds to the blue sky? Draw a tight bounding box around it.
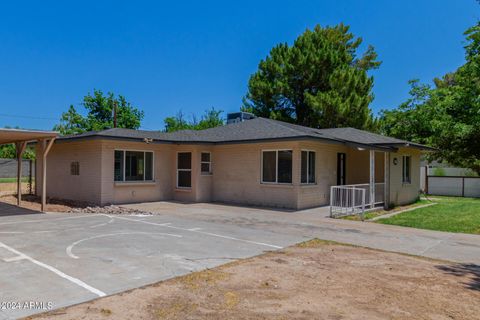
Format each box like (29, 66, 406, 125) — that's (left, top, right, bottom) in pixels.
(0, 0, 478, 130)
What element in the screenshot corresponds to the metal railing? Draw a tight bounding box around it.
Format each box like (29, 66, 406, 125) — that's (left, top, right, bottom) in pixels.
(330, 183, 385, 219)
(349, 183, 385, 206)
(330, 185, 366, 219)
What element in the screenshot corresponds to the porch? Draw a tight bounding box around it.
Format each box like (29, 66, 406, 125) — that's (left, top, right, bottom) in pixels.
(330, 149, 390, 218)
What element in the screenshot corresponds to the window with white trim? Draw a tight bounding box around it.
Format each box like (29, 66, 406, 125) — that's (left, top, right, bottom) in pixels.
(200, 152, 211, 174)
(402, 155, 411, 184)
(262, 150, 292, 183)
(114, 150, 153, 182)
(177, 152, 192, 188)
(301, 151, 316, 184)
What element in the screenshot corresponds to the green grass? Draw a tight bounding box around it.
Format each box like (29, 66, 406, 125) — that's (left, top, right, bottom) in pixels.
(342, 199, 429, 221)
(376, 196, 480, 234)
(0, 177, 32, 183)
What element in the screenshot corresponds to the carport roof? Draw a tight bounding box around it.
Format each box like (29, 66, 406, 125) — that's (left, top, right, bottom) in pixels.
(0, 128, 58, 145)
(56, 117, 433, 151)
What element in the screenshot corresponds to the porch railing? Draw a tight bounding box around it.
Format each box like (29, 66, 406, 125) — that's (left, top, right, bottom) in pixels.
(351, 183, 385, 206)
(330, 183, 385, 219)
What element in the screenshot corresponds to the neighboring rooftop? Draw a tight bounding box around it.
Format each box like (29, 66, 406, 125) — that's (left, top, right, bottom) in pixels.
(57, 117, 432, 151)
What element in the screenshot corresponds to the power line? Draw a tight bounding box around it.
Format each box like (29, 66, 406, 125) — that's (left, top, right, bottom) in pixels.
(0, 113, 58, 121)
(0, 112, 158, 130)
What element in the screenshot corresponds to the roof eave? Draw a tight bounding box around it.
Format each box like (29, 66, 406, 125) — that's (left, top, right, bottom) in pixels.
(55, 135, 174, 144)
(55, 134, 399, 151)
(373, 142, 437, 151)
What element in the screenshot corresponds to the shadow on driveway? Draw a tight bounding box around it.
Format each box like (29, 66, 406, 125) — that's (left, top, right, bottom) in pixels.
(0, 201, 42, 217)
(436, 263, 480, 291)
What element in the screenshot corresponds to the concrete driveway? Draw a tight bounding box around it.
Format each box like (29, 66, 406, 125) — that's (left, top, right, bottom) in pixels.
(0, 208, 305, 319)
(126, 201, 480, 264)
(0, 201, 479, 319)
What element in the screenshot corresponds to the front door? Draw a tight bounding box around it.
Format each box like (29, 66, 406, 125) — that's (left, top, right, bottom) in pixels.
(337, 153, 346, 185)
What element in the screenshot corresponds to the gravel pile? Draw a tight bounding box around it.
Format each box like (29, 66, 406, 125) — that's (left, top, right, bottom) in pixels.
(68, 205, 152, 215)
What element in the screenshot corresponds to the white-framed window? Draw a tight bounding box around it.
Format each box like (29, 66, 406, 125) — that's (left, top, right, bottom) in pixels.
(200, 152, 212, 174)
(70, 161, 80, 176)
(261, 150, 292, 184)
(301, 150, 316, 184)
(114, 150, 154, 182)
(402, 155, 411, 184)
(177, 152, 192, 188)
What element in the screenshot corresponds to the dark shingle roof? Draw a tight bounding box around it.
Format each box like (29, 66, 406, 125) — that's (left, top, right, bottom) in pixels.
(57, 117, 432, 151)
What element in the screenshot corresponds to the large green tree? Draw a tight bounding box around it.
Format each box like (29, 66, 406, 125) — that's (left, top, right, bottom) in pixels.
(378, 79, 434, 144)
(54, 90, 144, 135)
(243, 24, 381, 130)
(380, 22, 480, 174)
(164, 107, 224, 132)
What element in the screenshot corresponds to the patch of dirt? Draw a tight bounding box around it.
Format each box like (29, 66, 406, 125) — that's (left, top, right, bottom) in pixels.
(0, 182, 31, 196)
(27, 239, 480, 320)
(0, 194, 82, 212)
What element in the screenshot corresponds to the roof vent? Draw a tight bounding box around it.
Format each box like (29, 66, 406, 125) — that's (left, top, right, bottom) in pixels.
(226, 112, 256, 124)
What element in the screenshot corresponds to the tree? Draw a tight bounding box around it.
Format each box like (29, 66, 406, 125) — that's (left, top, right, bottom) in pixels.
(195, 108, 224, 130)
(243, 24, 381, 130)
(54, 90, 144, 135)
(379, 22, 480, 174)
(164, 108, 224, 132)
(164, 111, 192, 132)
(0, 144, 35, 159)
(53, 105, 87, 136)
(378, 79, 435, 144)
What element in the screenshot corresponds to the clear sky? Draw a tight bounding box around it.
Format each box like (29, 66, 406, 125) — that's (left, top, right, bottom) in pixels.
(0, 0, 478, 130)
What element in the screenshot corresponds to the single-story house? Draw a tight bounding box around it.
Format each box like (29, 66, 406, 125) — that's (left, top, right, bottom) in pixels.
(36, 114, 431, 210)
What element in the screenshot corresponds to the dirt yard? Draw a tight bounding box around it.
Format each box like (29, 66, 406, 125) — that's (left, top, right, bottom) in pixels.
(28, 239, 480, 320)
(0, 194, 153, 215)
(0, 194, 83, 212)
(0, 182, 31, 196)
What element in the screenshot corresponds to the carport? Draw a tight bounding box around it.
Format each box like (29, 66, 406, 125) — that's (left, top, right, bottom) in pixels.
(0, 128, 57, 211)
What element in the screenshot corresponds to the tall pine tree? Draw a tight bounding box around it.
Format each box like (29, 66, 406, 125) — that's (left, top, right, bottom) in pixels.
(243, 24, 380, 130)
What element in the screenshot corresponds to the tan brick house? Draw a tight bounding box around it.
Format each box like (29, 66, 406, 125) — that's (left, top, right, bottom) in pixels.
(37, 116, 431, 210)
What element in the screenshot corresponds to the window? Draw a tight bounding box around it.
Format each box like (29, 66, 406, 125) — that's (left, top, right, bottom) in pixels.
(177, 152, 192, 188)
(70, 162, 80, 176)
(114, 151, 124, 181)
(114, 150, 154, 182)
(402, 155, 411, 184)
(301, 151, 316, 184)
(262, 150, 292, 184)
(201, 152, 211, 174)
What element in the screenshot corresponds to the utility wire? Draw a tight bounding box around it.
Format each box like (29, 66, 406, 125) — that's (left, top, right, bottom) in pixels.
(0, 113, 58, 121)
(0, 112, 159, 131)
